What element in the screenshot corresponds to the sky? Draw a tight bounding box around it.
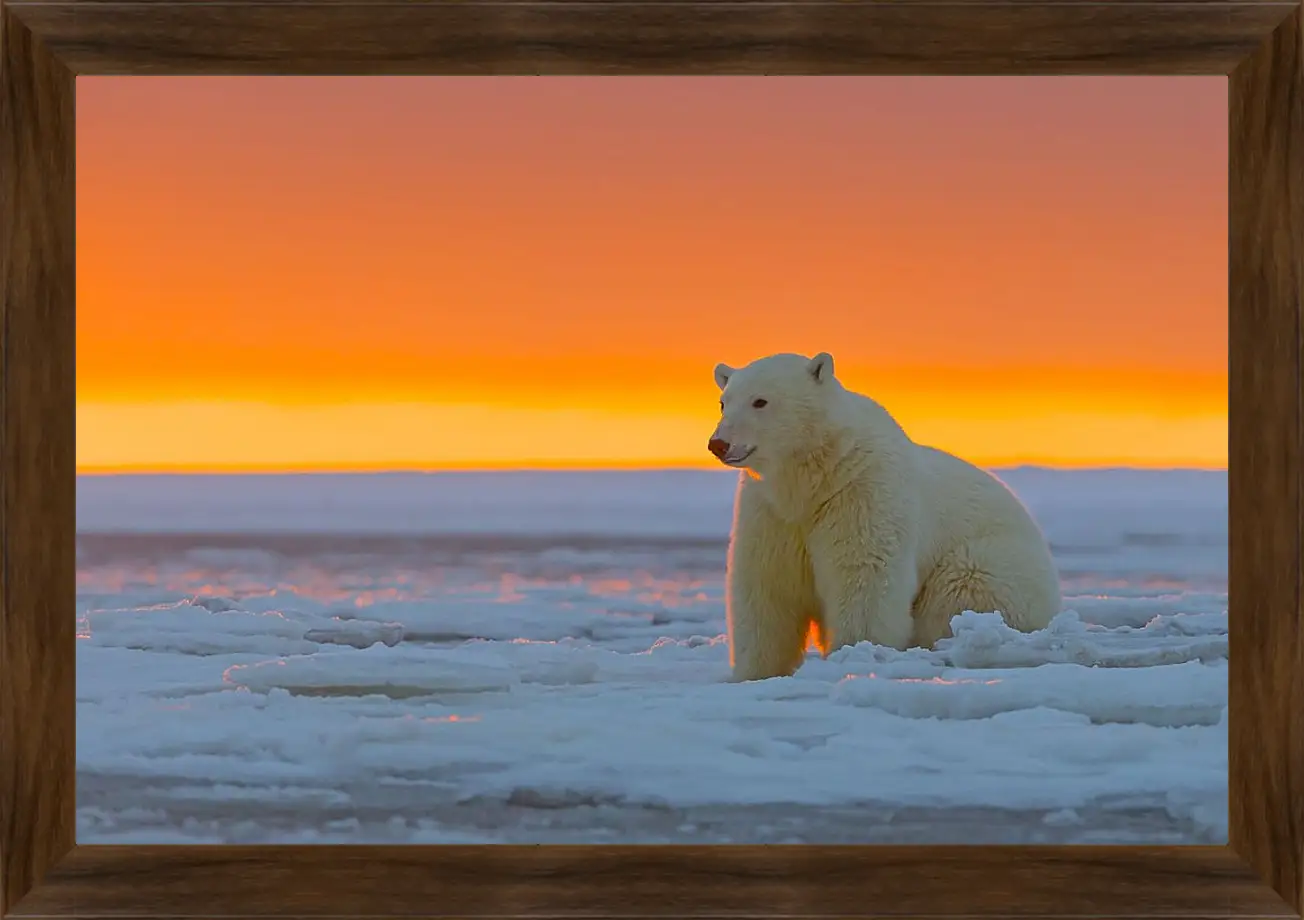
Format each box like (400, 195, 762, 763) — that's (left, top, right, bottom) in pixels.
(76, 77, 1227, 473)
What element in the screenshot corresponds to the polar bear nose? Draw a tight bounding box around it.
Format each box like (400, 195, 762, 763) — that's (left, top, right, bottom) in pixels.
(708, 438, 731, 460)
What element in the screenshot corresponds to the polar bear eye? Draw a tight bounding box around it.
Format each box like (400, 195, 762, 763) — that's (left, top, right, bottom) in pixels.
(752, 398, 768, 409)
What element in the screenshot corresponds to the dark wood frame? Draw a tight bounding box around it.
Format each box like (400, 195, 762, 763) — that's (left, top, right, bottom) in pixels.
(1, 1, 1300, 917)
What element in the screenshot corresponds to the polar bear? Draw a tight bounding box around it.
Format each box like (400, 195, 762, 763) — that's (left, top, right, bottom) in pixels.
(708, 351, 1061, 682)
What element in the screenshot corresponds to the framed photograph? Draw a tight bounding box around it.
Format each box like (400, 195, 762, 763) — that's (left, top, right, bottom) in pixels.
(2, 2, 1301, 918)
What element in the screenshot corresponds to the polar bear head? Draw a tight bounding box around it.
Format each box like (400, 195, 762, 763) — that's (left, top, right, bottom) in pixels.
(707, 352, 838, 473)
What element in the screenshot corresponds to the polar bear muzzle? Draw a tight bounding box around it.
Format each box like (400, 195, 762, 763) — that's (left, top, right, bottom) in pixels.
(707, 436, 755, 467)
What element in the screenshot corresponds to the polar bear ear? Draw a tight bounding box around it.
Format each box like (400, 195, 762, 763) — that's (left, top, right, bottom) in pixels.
(808, 352, 835, 384)
(713, 363, 734, 390)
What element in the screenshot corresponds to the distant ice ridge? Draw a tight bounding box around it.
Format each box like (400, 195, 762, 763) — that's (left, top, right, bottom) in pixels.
(75, 467, 1226, 543)
(76, 469, 743, 538)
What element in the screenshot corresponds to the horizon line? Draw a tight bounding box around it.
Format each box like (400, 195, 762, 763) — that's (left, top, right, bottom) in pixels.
(76, 460, 1231, 477)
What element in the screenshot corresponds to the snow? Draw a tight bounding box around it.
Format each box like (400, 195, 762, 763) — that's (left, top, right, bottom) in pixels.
(76, 467, 1228, 844)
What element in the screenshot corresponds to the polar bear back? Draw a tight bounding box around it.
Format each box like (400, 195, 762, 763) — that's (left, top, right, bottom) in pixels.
(910, 443, 1050, 576)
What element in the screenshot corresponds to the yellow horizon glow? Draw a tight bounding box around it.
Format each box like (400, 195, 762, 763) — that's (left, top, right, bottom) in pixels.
(76, 393, 1228, 474)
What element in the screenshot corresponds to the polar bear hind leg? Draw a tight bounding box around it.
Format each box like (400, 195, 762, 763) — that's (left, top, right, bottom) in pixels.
(910, 534, 1061, 650)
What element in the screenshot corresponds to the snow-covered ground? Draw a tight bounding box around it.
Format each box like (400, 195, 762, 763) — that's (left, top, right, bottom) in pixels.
(76, 467, 1228, 844)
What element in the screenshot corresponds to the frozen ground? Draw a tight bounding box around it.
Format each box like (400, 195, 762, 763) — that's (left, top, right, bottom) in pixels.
(75, 467, 1228, 844)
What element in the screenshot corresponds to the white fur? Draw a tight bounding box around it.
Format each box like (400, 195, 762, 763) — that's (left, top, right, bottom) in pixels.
(712, 352, 1061, 682)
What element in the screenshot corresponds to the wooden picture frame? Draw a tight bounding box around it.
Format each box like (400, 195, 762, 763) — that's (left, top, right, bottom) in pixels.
(2, 1, 1300, 916)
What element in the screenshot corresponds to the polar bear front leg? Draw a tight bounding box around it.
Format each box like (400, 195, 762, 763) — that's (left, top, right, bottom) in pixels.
(806, 509, 917, 653)
(726, 478, 819, 682)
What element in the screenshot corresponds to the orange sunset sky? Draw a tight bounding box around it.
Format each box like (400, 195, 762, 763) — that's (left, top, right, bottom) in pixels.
(76, 77, 1227, 473)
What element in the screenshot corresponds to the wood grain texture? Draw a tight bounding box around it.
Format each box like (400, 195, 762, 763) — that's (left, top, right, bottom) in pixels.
(5, 845, 1299, 918)
(2, 0, 1302, 916)
(1230, 4, 1304, 914)
(2, 0, 1296, 76)
(0, 4, 76, 917)
(9, 0, 1297, 5)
